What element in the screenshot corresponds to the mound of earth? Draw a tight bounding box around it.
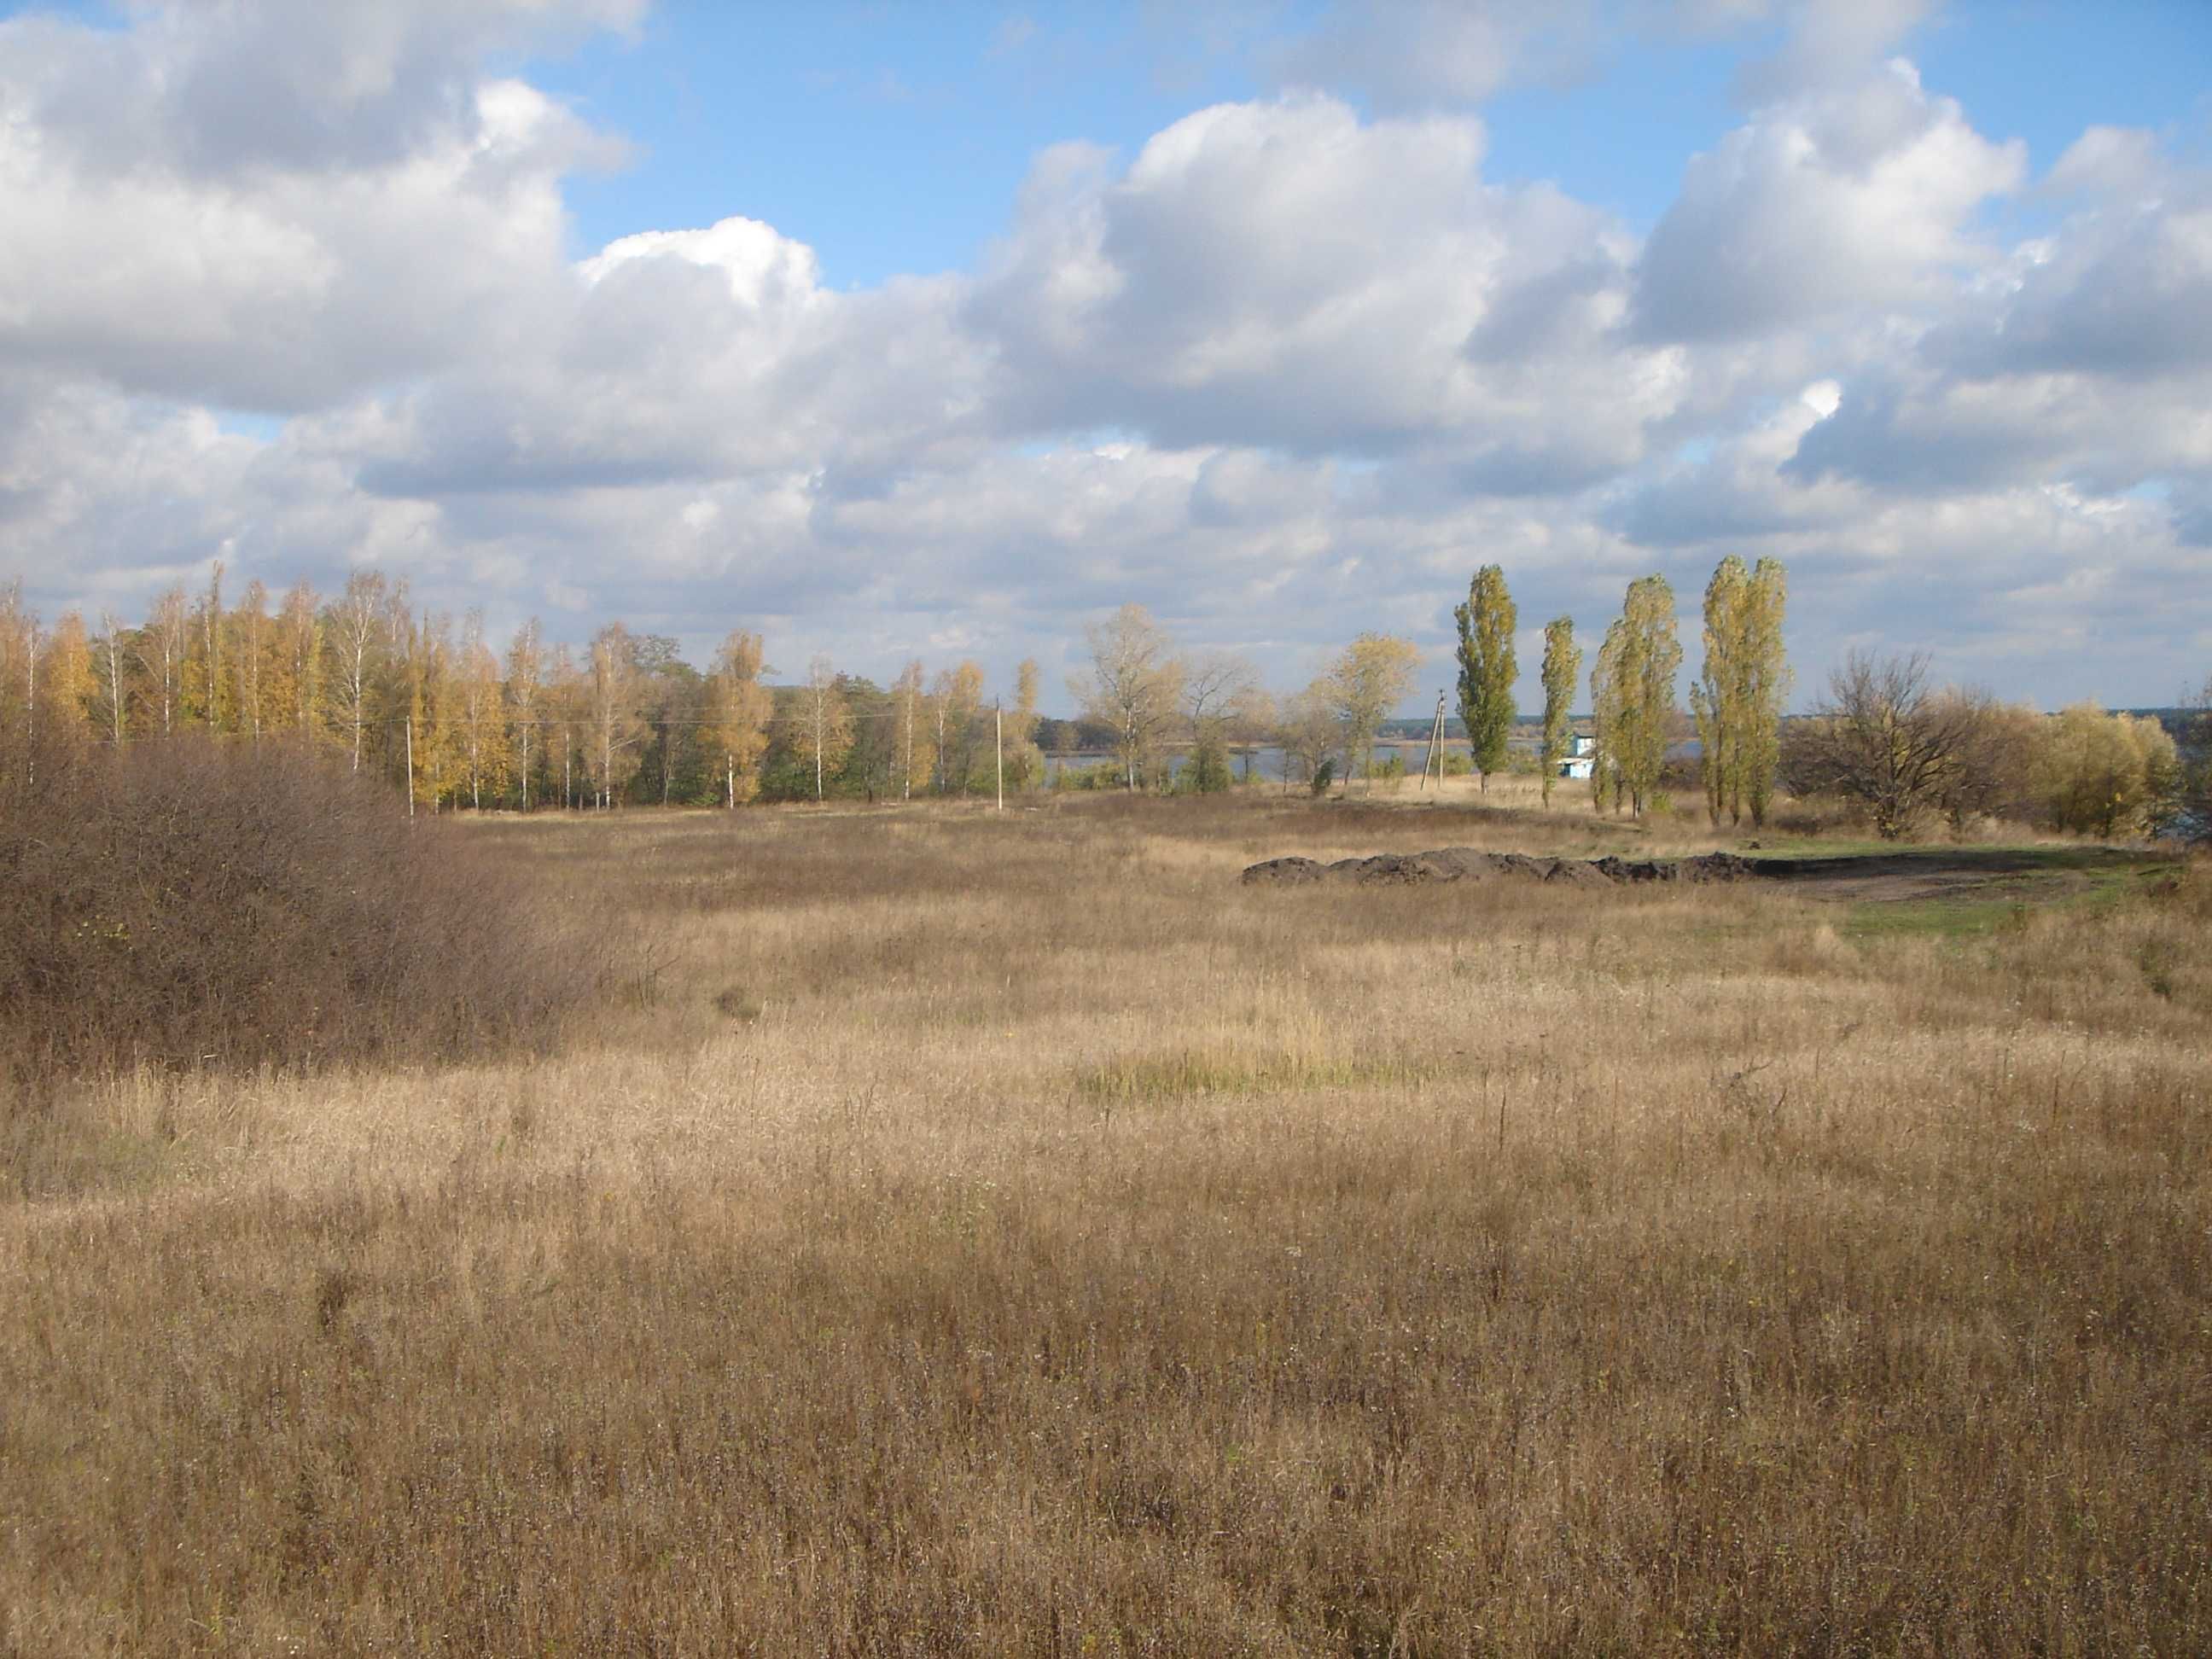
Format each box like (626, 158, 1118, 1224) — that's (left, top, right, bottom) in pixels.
(1241, 848, 1757, 888)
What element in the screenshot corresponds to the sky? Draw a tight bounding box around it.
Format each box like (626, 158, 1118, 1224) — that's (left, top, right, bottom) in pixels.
(2, 1, 2209, 714)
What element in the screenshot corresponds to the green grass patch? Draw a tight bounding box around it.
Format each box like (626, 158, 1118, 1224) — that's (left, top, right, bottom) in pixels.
(1074, 1048, 1441, 1103)
(1839, 854, 2174, 941)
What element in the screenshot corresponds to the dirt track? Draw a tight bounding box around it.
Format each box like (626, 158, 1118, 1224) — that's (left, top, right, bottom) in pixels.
(1241, 844, 2169, 902)
(1736, 847, 2164, 902)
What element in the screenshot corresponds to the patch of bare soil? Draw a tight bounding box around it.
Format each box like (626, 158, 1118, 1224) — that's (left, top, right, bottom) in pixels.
(1240, 844, 2169, 900)
(1738, 847, 2156, 903)
(1241, 847, 1755, 888)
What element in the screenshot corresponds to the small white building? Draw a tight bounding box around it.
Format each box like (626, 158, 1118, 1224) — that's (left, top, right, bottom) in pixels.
(1560, 734, 1597, 780)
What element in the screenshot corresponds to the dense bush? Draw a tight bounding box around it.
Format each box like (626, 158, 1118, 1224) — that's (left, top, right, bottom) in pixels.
(1056, 760, 1126, 792)
(1178, 736, 1232, 794)
(2032, 703, 2181, 837)
(0, 737, 632, 1086)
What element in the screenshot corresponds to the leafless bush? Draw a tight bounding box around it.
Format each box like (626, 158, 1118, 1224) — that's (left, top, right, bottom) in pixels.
(1929, 685, 2043, 832)
(0, 736, 636, 1088)
(1784, 650, 1982, 839)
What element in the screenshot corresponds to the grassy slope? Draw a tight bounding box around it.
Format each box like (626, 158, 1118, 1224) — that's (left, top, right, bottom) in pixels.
(3, 781, 2207, 1653)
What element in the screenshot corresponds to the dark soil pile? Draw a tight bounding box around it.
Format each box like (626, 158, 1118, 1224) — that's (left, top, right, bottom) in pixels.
(1242, 847, 1757, 888)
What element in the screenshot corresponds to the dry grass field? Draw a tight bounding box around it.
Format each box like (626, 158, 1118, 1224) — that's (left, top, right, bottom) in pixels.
(4, 778, 2209, 1654)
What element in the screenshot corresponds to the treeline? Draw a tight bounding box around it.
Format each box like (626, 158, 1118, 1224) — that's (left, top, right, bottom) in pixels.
(0, 572, 1057, 810)
(5, 563, 2204, 836)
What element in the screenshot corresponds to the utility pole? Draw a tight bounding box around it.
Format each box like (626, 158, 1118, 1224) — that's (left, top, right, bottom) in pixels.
(1418, 690, 1447, 789)
(404, 714, 416, 818)
(995, 700, 1004, 812)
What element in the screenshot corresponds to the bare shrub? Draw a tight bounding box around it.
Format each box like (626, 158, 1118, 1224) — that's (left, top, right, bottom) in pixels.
(0, 736, 633, 1087)
(1785, 650, 1981, 839)
(1930, 686, 2043, 833)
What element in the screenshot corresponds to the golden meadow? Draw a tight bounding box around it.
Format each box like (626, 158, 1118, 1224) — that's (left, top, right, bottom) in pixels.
(3, 772, 2207, 1654)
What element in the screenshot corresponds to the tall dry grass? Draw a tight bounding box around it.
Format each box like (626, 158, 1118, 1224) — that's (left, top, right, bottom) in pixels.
(2, 785, 2206, 1653)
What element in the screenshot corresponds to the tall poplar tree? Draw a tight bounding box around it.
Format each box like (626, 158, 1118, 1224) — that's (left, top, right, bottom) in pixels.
(1591, 575, 1681, 818)
(1538, 615, 1580, 808)
(1590, 618, 1627, 815)
(1739, 557, 1789, 827)
(1691, 556, 1745, 825)
(1690, 556, 1790, 828)
(1454, 564, 1516, 790)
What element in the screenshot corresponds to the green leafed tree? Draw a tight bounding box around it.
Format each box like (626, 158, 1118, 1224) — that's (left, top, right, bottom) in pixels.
(1591, 574, 1681, 818)
(1690, 555, 1790, 828)
(1589, 618, 1626, 815)
(1538, 615, 1581, 809)
(1453, 565, 1516, 790)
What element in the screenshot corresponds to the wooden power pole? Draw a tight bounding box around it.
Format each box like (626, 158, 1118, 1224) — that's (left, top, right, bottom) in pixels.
(1418, 690, 1447, 790)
